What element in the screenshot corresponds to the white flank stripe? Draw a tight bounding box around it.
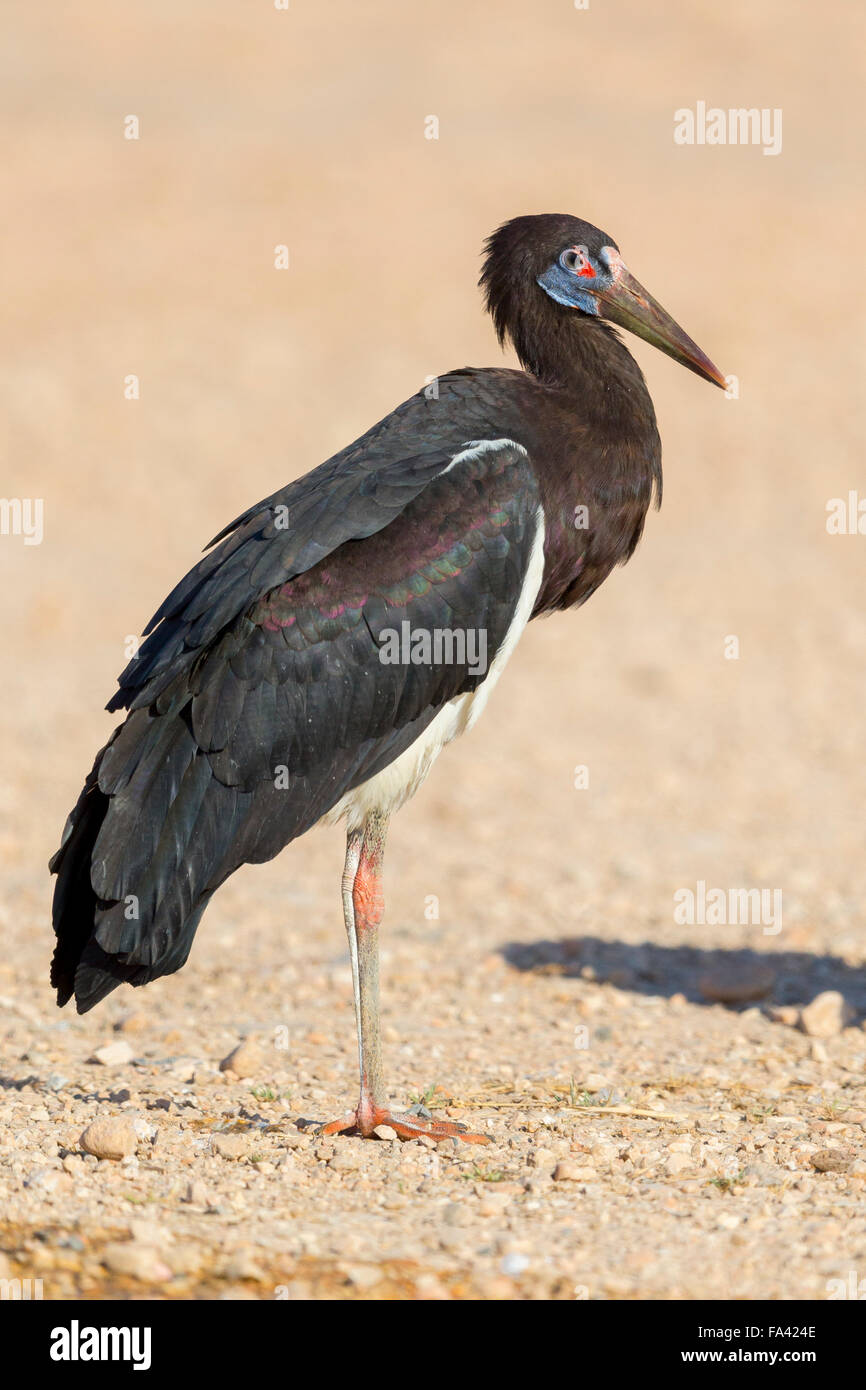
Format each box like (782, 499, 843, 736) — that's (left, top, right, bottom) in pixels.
(324, 492, 546, 832)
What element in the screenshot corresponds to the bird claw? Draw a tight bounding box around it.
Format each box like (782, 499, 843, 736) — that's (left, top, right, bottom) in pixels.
(318, 1103, 490, 1145)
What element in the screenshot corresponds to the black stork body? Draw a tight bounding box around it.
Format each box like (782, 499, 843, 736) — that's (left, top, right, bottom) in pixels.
(51, 214, 724, 1144)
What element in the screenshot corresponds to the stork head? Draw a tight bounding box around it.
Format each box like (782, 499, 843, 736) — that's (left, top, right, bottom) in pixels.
(481, 213, 726, 389)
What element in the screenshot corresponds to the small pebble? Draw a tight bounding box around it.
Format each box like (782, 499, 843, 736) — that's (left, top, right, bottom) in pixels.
(102, 1243, 172, 1282)
(699, 962, 776, 1004)
(553, 1161, 596, 1182)
(373, 1125, 398, 1141)
(212, 1133, 249, 1160)
(799, 992, 851, 1038)
(810, 1149, 853, 1173)
(219, 1037, 267, 1078)
(79, 1115, 138, 1161)
(89, 1041, 134, 1067)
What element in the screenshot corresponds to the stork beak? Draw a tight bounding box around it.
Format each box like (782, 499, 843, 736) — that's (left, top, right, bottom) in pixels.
(597, 251, 727, 390)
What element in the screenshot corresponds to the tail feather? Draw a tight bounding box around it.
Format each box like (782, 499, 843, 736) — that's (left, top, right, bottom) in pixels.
(72, 894, 214, 1014)
(50, 705, 235, 1014)
(92, 708, 198, 901)
(50, 747, 113, 1008)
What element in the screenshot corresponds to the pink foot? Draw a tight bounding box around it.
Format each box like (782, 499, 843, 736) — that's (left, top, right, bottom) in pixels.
(319, 1099, 490, 1145)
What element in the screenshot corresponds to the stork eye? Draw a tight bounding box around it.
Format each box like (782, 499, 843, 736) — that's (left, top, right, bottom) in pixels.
(560, 246, 596, 278)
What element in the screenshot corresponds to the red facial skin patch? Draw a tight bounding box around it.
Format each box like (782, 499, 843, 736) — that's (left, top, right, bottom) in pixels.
(570, 245, 596, 278)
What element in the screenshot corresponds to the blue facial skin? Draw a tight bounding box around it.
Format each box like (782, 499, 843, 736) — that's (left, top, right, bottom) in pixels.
(537, 249, 616, 315)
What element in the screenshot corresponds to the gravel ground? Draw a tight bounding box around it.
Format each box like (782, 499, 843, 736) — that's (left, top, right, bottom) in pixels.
(1, 1, 864, 1300)
(2, 934, 866, 1300)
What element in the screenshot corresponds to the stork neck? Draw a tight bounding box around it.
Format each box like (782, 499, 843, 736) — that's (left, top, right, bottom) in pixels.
(512, 300, 650, 421)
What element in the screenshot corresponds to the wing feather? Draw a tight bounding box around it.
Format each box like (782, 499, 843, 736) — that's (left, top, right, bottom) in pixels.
(52, 429, 541, 1010)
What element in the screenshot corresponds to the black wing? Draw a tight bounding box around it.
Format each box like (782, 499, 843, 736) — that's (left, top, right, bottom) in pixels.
(51, 426, 540, 1012)
(109, 377, 514, 713)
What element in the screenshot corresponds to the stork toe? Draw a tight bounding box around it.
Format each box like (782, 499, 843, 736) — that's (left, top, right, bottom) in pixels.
(318, 1103, 490, 1145)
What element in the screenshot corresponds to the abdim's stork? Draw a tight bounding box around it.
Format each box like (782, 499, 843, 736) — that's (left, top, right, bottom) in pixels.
(51, 214, 724, 1143)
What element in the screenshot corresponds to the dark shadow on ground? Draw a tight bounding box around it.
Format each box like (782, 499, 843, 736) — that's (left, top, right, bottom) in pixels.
(500, 937, 866, 1023)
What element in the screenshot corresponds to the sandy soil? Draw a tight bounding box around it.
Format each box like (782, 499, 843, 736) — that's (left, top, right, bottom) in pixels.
(1, 1, 864, 1300)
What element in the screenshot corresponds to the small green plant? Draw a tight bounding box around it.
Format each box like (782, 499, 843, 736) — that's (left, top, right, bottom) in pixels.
(708, 1169, 745, 1192)
(408, 1081, 439, 1108)
(749, 1102, 777, 1121)
(250, 1085, 277, 1102)
(821, 1095, 847, 1120)
(461, 1164, 505, 1182)
(568, 1076, 612, 1108)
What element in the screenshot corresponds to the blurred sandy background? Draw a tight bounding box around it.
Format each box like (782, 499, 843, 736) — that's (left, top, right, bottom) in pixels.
(1, 1, 865, 1300)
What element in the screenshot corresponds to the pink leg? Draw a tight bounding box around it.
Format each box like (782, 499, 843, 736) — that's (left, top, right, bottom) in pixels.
(319, 813, 489, 1145)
